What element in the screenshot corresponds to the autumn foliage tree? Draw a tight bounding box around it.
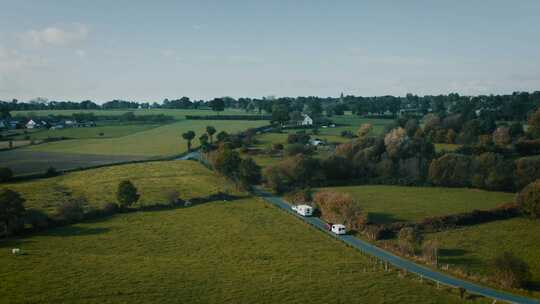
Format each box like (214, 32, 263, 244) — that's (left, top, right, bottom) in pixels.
(515, 180, 540, 218)
(314, 190, 367, 231)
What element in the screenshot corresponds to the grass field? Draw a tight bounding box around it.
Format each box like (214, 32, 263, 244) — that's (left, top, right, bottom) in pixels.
(12, 123, 162, 140)
(424, 217, 540, 297)
(0, 161, 237, 214)
(319, 185, 515, 224)
(0, 162, 485, 303)
(23, 120, 267, 157)
(11, 108, 261, 120)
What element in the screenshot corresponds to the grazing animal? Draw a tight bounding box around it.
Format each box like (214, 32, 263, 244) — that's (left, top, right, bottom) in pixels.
(12, 248, 21, 255)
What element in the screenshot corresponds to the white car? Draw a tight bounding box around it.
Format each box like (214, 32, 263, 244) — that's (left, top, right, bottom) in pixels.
(331, 224, 347, 235)
(292, 204, 314, 217)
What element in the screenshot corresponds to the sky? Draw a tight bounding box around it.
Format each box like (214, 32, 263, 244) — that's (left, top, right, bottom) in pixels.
(0, 0, 539, 103)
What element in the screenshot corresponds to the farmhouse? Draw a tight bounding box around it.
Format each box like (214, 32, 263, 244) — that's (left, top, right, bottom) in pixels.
(301, 114, 313, 126)
(25, 119, 39, 129)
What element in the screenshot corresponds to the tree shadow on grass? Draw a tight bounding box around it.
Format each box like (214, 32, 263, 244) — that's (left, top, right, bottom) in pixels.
(368, 212, 403, 224)
(43, 226, 110, 237)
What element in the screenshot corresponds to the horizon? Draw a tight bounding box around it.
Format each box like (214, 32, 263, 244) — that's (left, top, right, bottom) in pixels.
(1, 1, 540, 101)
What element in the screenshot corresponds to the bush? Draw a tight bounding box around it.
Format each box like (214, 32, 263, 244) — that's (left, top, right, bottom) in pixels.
(56, 197, 86, 223)
(165, 190, 180, 205)
(0, 189, 26, 235)
(24, 209, 50, 230)
(116, 180, 140, 209)
(314, 190, 367, 231)
(103, 202, 119, 214)
(237, 158, 262, 188)
(516, 180, 540, 218)
(272, 143, 284, 151)
(0, 167, 13, 182)
(490, 252, 530, 288)
(45, 167, 59, 177)
(285, 143, 309, 156)
(397, 227, 422, 255)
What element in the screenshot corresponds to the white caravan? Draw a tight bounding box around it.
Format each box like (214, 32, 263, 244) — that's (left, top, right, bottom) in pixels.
(292, 204, 314, 217)
(331, 224, 347, 235)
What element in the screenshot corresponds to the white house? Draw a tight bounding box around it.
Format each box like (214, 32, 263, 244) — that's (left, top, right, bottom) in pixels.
(26, 119, 38, 129)
(292, 204, 314, 217)
(301, 114, 313, 126)
(331, 224, 347, 235)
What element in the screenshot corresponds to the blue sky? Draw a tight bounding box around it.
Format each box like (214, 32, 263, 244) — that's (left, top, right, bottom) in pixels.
(0, 1, 539, 102)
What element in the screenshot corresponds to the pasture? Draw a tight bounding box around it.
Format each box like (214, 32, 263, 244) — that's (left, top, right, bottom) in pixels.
(11, 108, 261, 120)
(424, 217, 540, 297)
(11, 123, 162, 140)
(23, 120, 268, 157)
(0, 161, 236, 214)
(0, 162, 484, 303)
(319, 185, 515, 224)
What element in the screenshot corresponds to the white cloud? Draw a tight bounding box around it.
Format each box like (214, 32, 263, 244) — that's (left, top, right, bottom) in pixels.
(0, 46, 48, 71)
(19, 24, 89, 48)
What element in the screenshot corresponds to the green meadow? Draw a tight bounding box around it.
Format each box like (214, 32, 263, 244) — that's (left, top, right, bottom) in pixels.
(319, 185, 515, 224)
(0, 162, 485, 304)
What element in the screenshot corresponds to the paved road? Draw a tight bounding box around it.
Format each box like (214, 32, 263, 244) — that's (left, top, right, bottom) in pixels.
(252, 187, 540, 304)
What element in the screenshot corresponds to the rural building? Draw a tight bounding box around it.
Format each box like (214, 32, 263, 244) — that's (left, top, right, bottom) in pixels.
(25, 119, 39, 129)
(301, 114, 313, 126)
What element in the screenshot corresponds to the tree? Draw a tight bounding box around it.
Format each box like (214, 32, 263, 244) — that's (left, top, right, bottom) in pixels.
(116, 180, 140, 209)
(313, 190, 367, 231)
(210, 98, 225, 114)
(199, 133, 209, 146)
(490, 252, 531, 288)
(56, 197, 86, 223)
(0, 167, 13, 182)
(422, 239, 439, 265)
(384, 127, 407, 158)
(527, 107, 540, 139)
(209, 146, 242, 178)
(492, 127, 511, 146)
(182, 130, 196, 151)
(206, 126, 216, 143)
(0, 189, 25, 235)
(271, 102, 289, 125)
(398, 227, 422, 256)
(357, 123, 372, 138)
(516, 180, 540, 218)
(216, 131, 229, 143)
(428, 154, 472, 187)
(237, 158, 262, 188)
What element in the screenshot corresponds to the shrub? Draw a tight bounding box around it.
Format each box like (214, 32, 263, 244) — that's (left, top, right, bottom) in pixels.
(56, 197, 86, 223)
(45, 166, 59, 177)
(516, 180, 540, 218)
(237, 157, 262, 188)
(116, 180, 140, 209)
(272, 143, 284, 150)
(314, 190, 367, 231)
(165, 190, 180, 205)
(287, 132, 310, 145)
(284, 188, 313, 205)
(0, 167, 13, 182)
(490, 252, 531, 288)
(397, 227, 422, 255)
(24, 209, 50, 230)
(285, 143, 309, 156)
(103, 202, 119, 214)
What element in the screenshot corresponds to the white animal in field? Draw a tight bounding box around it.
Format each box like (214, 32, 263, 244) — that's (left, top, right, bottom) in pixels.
(12, 248, 21, 255)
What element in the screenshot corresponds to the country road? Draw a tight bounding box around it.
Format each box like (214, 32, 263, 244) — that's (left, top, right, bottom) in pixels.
(180, 151, 539, 304)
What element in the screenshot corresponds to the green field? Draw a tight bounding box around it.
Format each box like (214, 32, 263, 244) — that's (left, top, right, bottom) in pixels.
(13, 123, 161, 140)
(23, 120, 267, 157)
(11, 108, 261, 120)
(319, 185, 515, 224)
(0, 162, 483, 303)
(0, 161, 237, 214)
(424, 218, 540, 297)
